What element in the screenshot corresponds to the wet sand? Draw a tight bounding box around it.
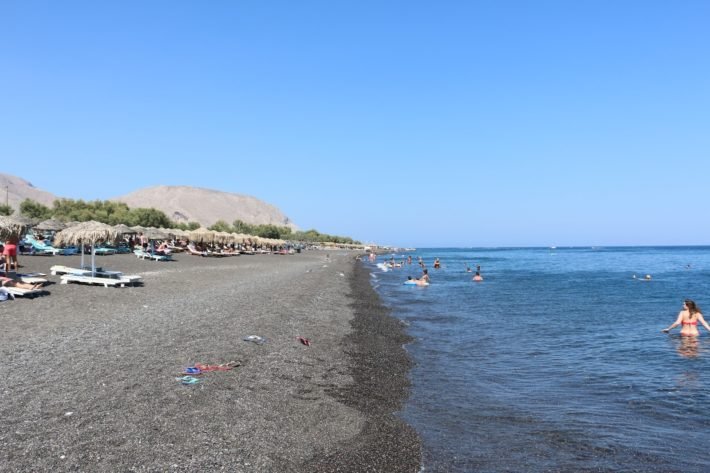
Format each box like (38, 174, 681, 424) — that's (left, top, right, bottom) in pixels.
(0, 251, 420, 472)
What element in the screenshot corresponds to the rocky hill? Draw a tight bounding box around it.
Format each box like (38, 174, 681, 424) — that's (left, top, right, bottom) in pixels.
(112, 185, 296, 229)
(0, 173, 296, 229)
(0, 174, 58, 210)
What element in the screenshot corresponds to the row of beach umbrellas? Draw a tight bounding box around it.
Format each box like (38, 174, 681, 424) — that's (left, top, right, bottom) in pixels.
(0, 216, 288, 246)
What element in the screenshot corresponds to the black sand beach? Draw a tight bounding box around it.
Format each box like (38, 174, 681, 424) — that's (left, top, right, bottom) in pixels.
(0, 251, 421, 472)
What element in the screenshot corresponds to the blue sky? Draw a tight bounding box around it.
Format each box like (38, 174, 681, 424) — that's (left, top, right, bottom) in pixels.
(2, 1, 709, 247)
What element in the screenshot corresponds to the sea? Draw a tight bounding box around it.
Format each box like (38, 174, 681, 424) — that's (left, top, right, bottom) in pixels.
(365, 247, 710, 473)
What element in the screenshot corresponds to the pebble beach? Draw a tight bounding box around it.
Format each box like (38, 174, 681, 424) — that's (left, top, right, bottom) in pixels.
(0, 251, 421, 472)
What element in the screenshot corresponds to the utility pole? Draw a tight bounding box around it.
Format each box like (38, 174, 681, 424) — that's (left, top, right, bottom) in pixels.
(5, 185, 8, 207)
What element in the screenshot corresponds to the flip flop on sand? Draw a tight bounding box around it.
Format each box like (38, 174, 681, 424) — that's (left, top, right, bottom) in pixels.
(296, 336, 311, 346)
(243, 335, 267, 345)
(194, 361, 241, 372)
(176, 376, 200, 385)
(183, 367, 202, 375)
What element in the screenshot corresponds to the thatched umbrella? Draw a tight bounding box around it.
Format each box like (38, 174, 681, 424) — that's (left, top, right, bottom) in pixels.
(35, 219, 67, 232)
(13, 215, 38, 227)
(142, 227, 168, 240)
(0, 216, 30, 241)
(141, 228, 170, 253)
(54, 221, 120, 276)
(188, 227, 215, 244)
(167, 228, 187, 238)
(113, 224, 135, 235)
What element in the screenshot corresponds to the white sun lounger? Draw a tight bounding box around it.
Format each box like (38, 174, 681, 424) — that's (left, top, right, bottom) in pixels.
(51, 265, 142, 285)
(60, 274, 140, 288)
(50, 265, 88, 276)
(0, 286, 47, 298)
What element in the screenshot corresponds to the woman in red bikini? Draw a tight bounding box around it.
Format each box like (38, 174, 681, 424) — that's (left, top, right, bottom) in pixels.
(663, 300, 710, 336)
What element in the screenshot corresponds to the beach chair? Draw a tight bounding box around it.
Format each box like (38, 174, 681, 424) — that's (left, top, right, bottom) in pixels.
(134, 248, 171, 261)
(51, 265, 142, 285)
(0, 286, 47, 298)
(60, 274, 139, 288)
(185, 245, 207, 256)
(16, 273, 49, 284)
(50, 265, 89, 276)
(23, 236, 63, 255)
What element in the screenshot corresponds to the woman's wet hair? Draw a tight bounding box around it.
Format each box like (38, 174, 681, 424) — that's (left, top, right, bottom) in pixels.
(685, 299, 700, 315)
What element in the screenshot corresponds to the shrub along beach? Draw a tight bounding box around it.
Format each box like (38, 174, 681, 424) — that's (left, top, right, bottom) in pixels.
(0, 251, 420, 472)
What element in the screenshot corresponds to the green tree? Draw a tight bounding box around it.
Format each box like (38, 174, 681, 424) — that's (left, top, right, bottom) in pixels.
(232, 219, 255, 235)
(127, 208, 173, 228)
(0, 204, 14, 216)
(209, 220, 232, 232)
(19, 199, 53, 220)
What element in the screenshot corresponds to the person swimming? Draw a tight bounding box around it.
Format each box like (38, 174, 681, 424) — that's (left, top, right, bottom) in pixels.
(472, 271, 483, 282)
(663, 300, 710, 337)
(433, 258, 441, 269)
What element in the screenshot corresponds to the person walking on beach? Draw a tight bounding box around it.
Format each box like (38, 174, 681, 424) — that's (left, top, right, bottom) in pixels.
(139, 232, 148, 251)
(663, 300, 710, 336)
(3, 235, 19, 276)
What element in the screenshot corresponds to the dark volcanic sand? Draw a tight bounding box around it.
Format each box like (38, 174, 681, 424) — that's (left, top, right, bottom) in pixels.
(0, 251, 421, 472)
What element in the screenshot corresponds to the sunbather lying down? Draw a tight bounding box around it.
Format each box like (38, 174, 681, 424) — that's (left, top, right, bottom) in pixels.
(1, 276, 43, 291)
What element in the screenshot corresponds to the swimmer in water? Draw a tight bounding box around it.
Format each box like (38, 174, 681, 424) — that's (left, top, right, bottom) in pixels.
(663, 300, 710, 336)
(433, 258, 441, 269)
(472, 271, 483, 282)
(419, 268, 430, 284)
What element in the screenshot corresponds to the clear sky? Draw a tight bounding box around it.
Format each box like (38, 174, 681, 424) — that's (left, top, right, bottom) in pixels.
(2, 1, 709, 247)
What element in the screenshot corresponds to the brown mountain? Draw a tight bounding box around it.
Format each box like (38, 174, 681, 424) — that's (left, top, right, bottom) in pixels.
(112, 185, 297, 229)
(0, 174, 58, 210)
(0, 173, 297, 229)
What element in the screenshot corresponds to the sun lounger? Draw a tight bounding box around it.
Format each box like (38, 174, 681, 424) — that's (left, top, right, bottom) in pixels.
(185, 246, 207, 256)
(60, 274, 138, 288)
(94, 247, 117, 255)
(17, 273, 48, 284)
(51, 265, 142, 285)
(0, 286, 47, 298)
(51, 265, 89, 276)
(24, 236, 64, 255)
(134, 249, 172, 261)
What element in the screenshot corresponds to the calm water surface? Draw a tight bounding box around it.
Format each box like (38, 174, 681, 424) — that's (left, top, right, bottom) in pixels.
(367, 247, 710, 472)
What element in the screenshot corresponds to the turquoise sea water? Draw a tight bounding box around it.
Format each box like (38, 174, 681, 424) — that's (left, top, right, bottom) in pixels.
(366, 247, 710, 472)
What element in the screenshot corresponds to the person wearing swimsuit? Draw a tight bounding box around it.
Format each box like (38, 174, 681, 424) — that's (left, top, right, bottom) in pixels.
(662, 300, 710, 336)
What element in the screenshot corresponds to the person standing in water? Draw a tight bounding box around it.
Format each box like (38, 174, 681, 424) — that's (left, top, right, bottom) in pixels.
(663, 300, 710, 336)
(433, 258, 441, 269)
(472, 271, 483, 282)
(419, 268, 430, 283)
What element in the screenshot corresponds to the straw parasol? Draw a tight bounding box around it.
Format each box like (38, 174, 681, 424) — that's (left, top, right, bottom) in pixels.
(188, 227, 216, 244)
(35, 219, 67, 232)
(13, 215, 38, 227)
(113, 224, 135, 235)
(0, 216, 30, 241)
(54, 221, 120, 275)
(167, 228, 187, 238)
(143, 227, 169, 240)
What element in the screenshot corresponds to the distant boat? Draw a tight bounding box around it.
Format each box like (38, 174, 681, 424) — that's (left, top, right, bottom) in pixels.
(550, 246, 556, 250)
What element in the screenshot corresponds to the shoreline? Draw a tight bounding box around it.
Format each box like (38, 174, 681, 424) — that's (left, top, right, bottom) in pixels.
(304, 261, 422, 472)
(0, 252, 421, 472)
